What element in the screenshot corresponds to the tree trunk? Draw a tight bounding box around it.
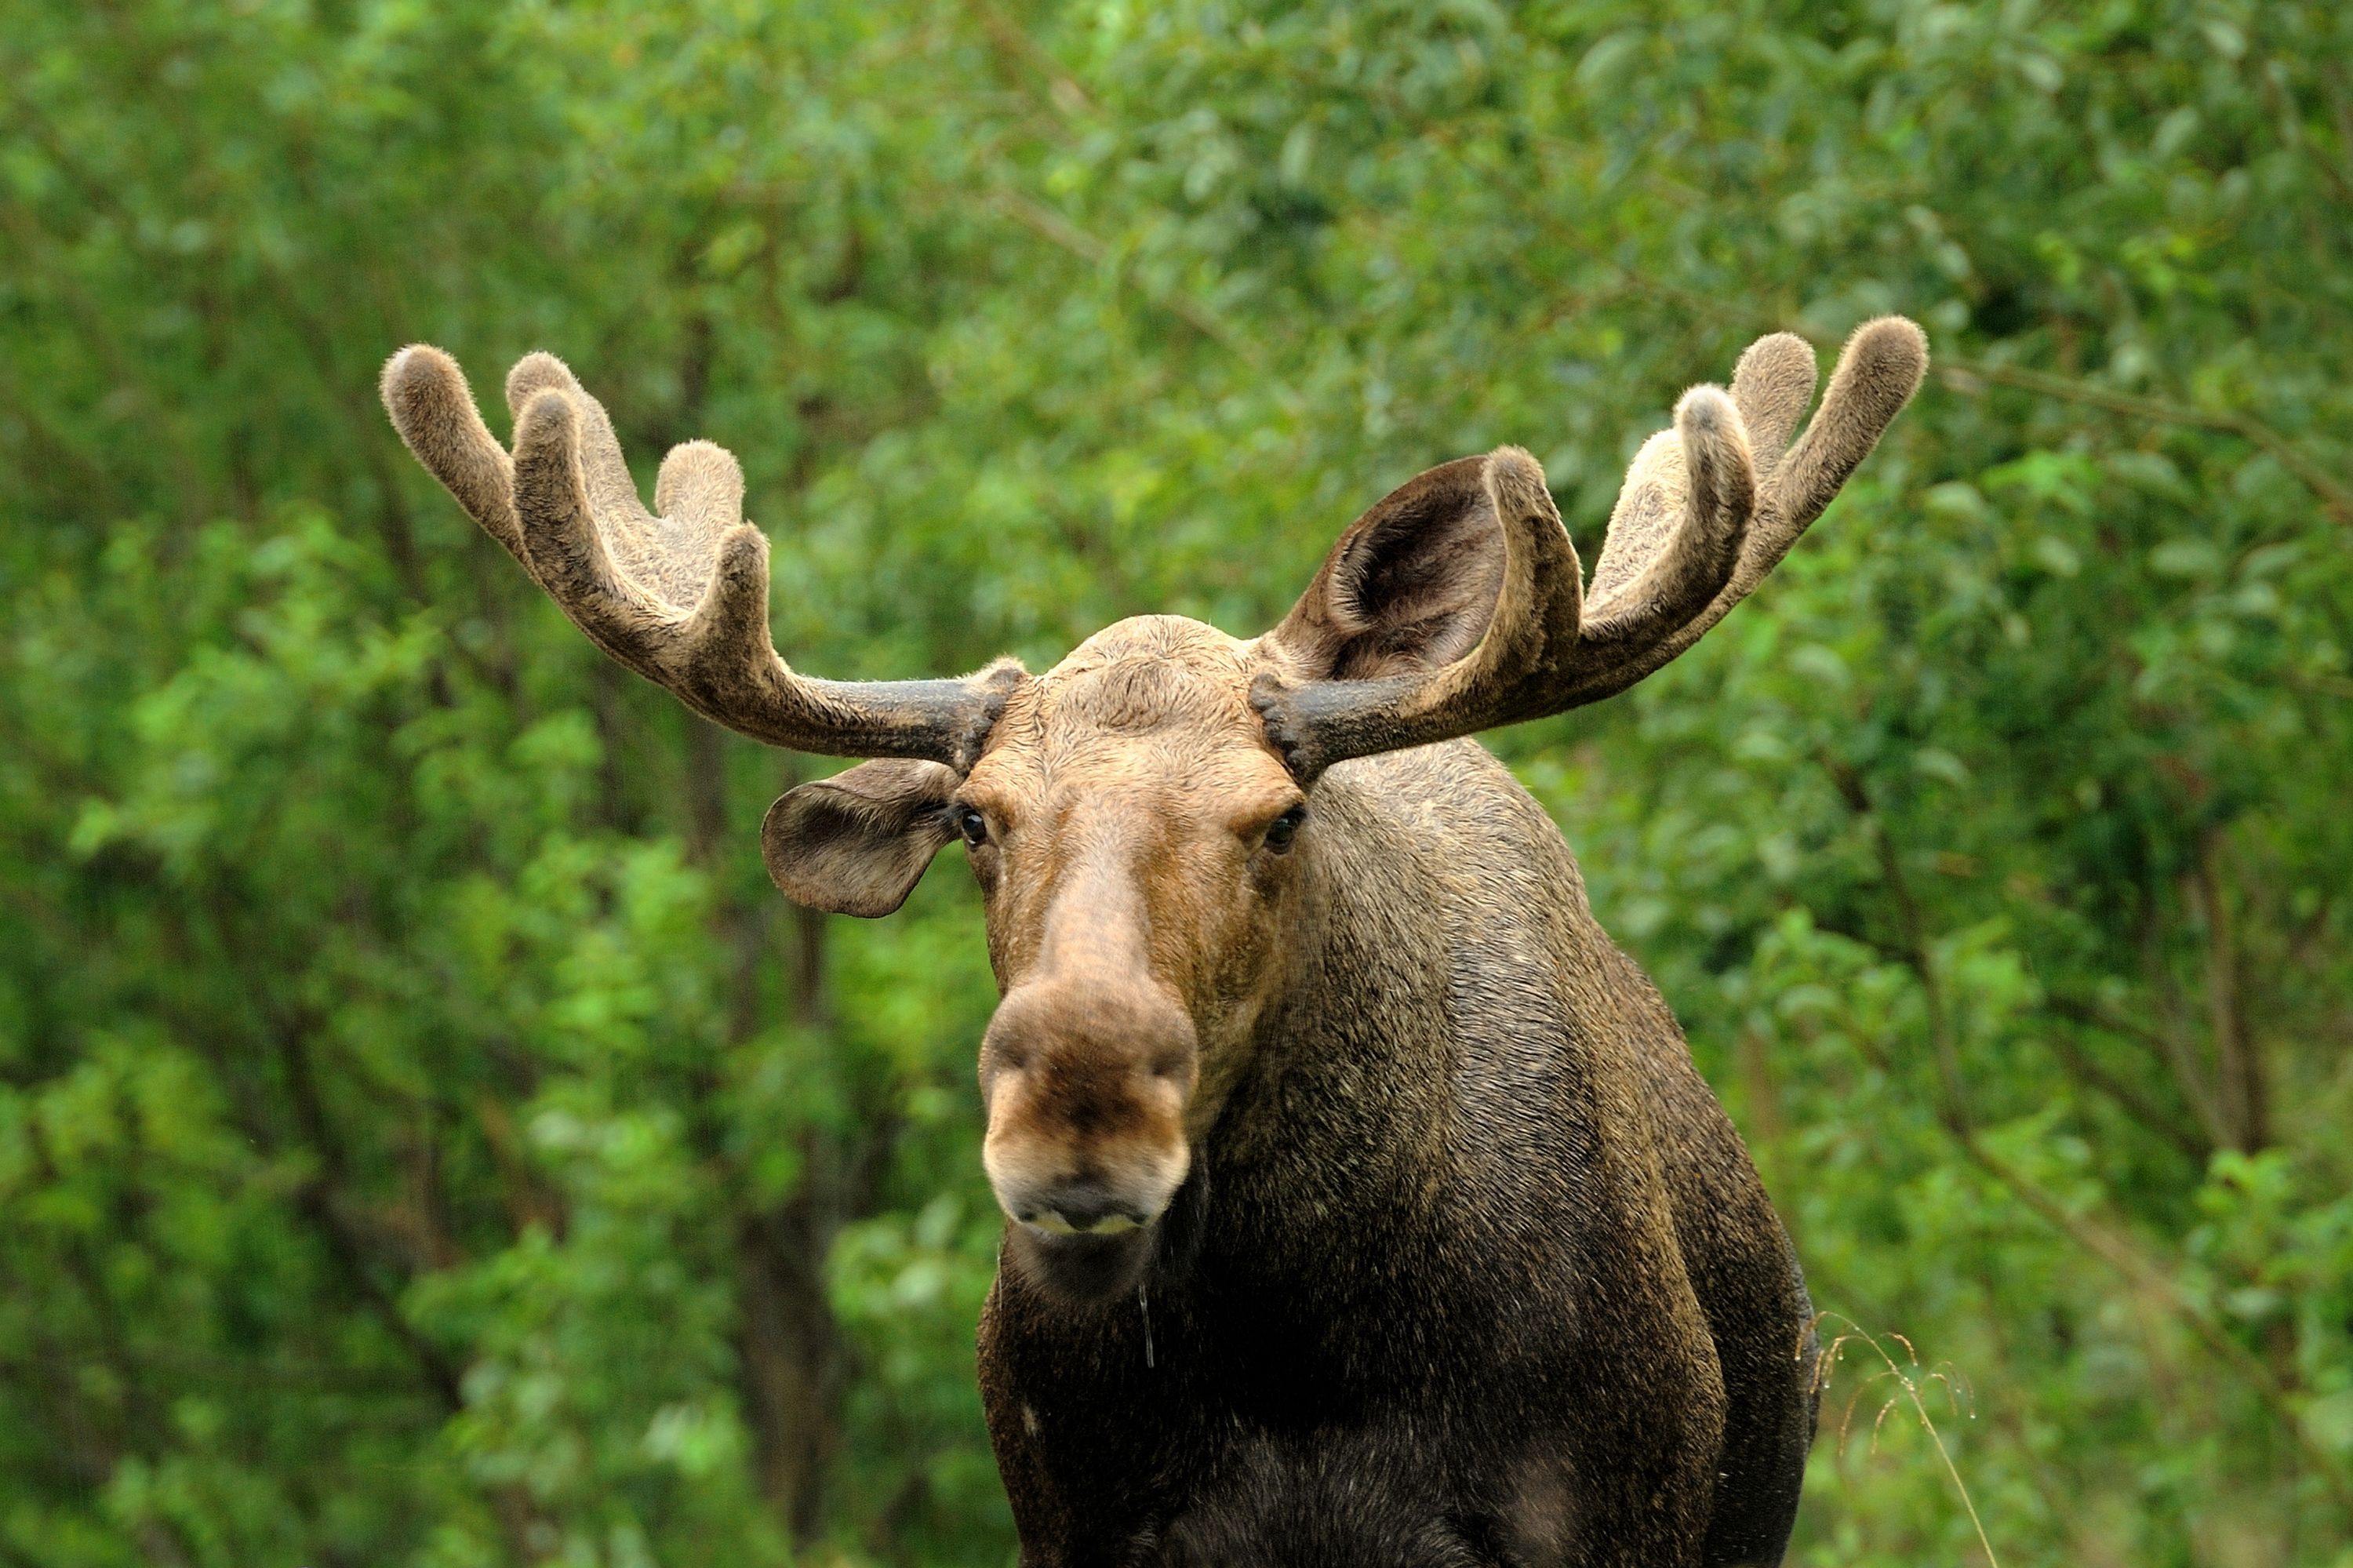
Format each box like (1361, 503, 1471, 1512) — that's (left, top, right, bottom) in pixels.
(682, 721, 854, 1541)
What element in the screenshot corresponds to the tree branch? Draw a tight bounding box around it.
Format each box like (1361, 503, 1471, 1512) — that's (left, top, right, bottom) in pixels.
(987, 189, 1253, 357)
(2188, 823, 2268, 1153)
(962, 0, 1096, 117)
(1940, 357, 2353, 525)
(2035, 1020, 2213, 1164)
(1820, 762, 2353, 1511)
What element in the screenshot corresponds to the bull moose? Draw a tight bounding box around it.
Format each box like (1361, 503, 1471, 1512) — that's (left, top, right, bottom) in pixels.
(382, 315, 1926, 1566)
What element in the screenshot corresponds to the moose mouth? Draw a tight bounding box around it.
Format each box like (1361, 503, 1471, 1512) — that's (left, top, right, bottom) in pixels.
(1002, 1160, 1209, 1306)
(1021, 1210, 1147, 1237)
(1006, 1218, 1158, 1304)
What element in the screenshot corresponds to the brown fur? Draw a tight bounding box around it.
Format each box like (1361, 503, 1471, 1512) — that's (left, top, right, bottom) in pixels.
(383, 321, 1929, 1566)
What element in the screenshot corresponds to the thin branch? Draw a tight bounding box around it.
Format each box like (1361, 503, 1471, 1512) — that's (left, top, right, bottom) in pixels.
(2137, 882, 2231, 1150)
(2035, 1023, 2213, 1164)
(273, 1007, 468, 1411)
(1820, 762, 2353, 1512)
(1821, 756, 1971, 1134)
(1962, 1137, 2353, 1513)
(2253, 42, 2353, 210)
(2041, 990, 2176, 1060)
(962, 0, 1096, 116)
(2188, 823, 2268, 1152)
(2038, 991, 2217, 1160)
(986, 189, 1254, 358)
(1940, 357, 2353, 524)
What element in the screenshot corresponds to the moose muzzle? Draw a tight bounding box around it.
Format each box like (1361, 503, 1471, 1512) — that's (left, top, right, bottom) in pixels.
(979, 976, 1197, 1297)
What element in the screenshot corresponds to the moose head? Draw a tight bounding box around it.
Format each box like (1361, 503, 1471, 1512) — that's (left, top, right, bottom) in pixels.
(382, 320, 1925, 1307)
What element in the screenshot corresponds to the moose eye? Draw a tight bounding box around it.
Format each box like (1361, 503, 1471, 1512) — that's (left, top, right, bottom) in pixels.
(956, 806, 990, 848)
(1261, 805, 1307, 854)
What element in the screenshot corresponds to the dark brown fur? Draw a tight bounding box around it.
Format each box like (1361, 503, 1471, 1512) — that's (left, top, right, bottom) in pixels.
(969, 701, 1810, 1566)
(381, 321, 1928, 1566)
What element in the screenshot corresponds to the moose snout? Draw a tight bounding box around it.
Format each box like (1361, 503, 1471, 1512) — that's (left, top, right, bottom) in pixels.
(979, 980, 1197, 1240)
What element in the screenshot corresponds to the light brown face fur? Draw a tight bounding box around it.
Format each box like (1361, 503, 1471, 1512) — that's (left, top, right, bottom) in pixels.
(957, 617, 1306, 1250)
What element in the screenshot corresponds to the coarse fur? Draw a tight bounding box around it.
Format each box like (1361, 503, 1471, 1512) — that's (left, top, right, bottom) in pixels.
(380, 318, 1929, 1566)
(964, 622, 1813, 1566)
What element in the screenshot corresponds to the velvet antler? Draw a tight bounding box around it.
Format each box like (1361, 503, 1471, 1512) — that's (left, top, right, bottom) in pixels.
(381, 347, 1018, 768)
(1255, 317, 1927, 780)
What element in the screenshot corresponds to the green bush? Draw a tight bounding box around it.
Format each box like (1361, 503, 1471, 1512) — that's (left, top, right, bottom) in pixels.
(3, 2, 2348, 1562)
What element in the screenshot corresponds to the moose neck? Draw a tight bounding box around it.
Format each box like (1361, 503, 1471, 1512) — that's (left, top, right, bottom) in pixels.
(1202, 740, 1574, 1243)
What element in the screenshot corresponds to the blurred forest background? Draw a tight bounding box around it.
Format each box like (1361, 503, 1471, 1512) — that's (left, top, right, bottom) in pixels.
(4, 1, 2351, 1564)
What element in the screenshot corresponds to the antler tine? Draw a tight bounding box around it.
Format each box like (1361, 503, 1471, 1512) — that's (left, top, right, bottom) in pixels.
(506, 353, 704, 613)
(655, 440, 746, 534)
(507, 387, 672, 681)
(1577, 385, 1755, 653)
(1764, 316, 1929, 543)
(380, 344, 529, 569)
(1563, 315, 1928, 703)
(1730, 330, 1820, 489)
(382, 345, 1021, 768)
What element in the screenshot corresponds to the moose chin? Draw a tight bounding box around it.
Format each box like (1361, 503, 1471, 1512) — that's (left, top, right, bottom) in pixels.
(384, 315, 1926, 1567)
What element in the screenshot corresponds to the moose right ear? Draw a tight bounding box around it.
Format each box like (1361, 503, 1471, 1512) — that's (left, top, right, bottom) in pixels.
(760, 759, 963, 918)
(1262, 455, 1512, 681)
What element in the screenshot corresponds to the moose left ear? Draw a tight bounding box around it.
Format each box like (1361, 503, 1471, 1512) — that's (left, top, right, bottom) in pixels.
(1262, 454, 1511, 682)
(761, 759, 962, 918)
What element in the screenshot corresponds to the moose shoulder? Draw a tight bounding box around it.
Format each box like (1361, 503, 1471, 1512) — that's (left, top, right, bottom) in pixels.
(383, 318, 1926, 1567)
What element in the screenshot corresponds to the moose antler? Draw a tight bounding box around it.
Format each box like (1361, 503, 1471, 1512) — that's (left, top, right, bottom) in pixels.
(381, 347, 1019, 768)
(1254, 316, 1927, 780)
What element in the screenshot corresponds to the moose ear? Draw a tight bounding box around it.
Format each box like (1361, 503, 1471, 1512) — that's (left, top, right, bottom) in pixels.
(760, 759, 962, 918)
(1262, 455, 1510, 680)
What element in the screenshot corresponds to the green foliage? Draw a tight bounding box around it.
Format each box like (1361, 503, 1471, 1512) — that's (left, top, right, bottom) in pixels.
(4, 0, 2350, 1563)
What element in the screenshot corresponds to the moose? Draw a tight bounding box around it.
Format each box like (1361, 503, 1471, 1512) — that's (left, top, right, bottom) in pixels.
(382, 315, 1926, 1566)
